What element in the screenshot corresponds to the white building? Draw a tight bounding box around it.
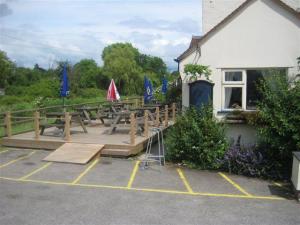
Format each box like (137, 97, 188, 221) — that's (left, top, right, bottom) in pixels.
(176, 0, 300, 145)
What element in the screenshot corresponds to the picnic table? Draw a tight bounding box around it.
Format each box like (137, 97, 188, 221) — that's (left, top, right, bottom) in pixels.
(108, 110, 144, 135)
(134, 107, 158, 122)
(76, 106, 108, 125)
(40, 112, 87, 135)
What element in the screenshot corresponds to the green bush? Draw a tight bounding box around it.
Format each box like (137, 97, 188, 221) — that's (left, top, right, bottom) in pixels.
(5, 79, 59, 98)
(166, 105, 228, 169)
(77, 88, 105, 98)
(166, 84, 181, 105)
(252, 74, 300, 178)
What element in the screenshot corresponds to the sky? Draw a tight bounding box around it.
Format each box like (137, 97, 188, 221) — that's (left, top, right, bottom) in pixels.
(0, 0, 202, 70)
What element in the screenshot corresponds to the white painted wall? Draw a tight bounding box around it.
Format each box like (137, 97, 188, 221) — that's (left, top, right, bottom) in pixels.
(181, 0, 300, 112)
(202, 0, 246, 34)
(226, 124, 258, 146)
(180, 0, 300, 144)
(203, 0, 300, 34)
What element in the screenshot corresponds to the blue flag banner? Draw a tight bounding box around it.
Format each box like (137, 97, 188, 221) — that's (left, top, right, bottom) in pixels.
(162, 77, 168, 95)
(144, 76, 153, 103)
(60, 65, 69, 97)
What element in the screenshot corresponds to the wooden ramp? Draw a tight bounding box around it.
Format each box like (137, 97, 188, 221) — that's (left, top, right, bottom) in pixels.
(43, 143, 104, 164)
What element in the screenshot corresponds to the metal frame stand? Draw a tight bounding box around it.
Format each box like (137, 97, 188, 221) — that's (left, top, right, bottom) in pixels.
(141, 127, 165, 169)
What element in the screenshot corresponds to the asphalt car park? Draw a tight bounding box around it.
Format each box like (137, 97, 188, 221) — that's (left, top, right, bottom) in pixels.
(0, 148, 299, 225)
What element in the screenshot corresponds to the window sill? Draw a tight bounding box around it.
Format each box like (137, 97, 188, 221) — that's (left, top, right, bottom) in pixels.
(217, 109, 257, 114)
(217, 110, 258, 124)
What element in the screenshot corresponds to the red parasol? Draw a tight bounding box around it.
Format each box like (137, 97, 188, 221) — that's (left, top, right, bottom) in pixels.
(107, 79, 120, 101)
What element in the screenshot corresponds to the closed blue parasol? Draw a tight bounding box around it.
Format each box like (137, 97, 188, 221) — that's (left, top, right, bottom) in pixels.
(144, 76, 153, 103)
(60, 64, 69, 107)
(161, 77, 168, 95)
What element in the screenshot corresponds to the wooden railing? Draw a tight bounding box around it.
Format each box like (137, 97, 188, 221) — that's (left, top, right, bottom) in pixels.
(0, 97, 180, 146)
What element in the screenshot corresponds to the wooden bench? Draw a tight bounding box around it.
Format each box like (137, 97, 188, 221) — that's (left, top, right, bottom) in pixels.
(39, 119, 65, 135)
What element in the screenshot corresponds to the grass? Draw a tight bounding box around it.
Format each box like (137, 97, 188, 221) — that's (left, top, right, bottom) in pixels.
(0, 122, 34, 138)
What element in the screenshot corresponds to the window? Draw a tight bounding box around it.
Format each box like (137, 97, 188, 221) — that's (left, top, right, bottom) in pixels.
(223, 70, 245, 110)
(246, 70, 264, 110)
(225, 71, 243, 82)
(222, 69, 286, 110)
(224, 87, 242, 109)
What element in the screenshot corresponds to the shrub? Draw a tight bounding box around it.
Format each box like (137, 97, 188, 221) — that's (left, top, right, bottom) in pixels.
(166, 83, 181, 105)
(252, 73, 300, 178)
(221, 135, 277, 178)
(77, 88, 105, 98)
(165, 105, 228, 169)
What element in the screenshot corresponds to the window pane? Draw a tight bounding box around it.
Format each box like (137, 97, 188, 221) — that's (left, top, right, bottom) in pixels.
(224, 87, 242, 109)
(246, 69, 286, 109)
(246, 70, 263, 110)
(225, 71, 242, 82)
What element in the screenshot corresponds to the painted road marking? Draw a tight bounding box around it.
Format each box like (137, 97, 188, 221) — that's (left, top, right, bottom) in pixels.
(177, 168, 194, 194)
(0, 150, 9, 155)
(19, 162, 53, 180)
(0, 176, 284, 200)
(71, 158, 99, 185)
(127, 160, 140, 188)
(0, 151, 36, 169)
(218, 172, 252, 196)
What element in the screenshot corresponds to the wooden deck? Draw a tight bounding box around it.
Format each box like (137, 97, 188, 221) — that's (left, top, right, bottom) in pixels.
(1, 123, 173, 157)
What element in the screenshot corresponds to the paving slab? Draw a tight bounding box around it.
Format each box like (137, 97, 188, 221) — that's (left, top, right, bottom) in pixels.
(79, 157, 135, 186)
(133, 163, 187, 191)
(182, 169, 242, 195)
(0, 150, 49, 178)
(28, 161, 89, 183)
(0, 148, 34, 165)
(224, 173, 294, 198)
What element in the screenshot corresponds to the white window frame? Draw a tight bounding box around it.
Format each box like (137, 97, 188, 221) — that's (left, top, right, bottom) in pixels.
(222, 70, 247, 111)
(223, 70, 245, 84)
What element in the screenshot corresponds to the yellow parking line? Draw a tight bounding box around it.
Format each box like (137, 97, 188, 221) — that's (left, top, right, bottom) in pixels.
(177, 168, 194, 194)
(0, 151, 35, 169)
(219, 172, 252, 196)
(127, 160, 140, 188)
(71, 158, 99, 185)
(19, 162, 53, 180)
(0, 150, 9, 155)
(0, 176, 284, 200)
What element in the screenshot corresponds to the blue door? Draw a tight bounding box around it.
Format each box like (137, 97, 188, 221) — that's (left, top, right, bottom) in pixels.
(189, 80, 214, 108)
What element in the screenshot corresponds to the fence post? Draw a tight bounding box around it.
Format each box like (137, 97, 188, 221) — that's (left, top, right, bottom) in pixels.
(155, 107, 160, 127)
(34, 111, 40, 140)
(164, 105, 168, 127)
(64, 112, 71, 141)
(144, 110, 149, 137)
(172, 103, 176, 122)
(5, 111, 12, 138)
(130, 113, 136, 145)
(135, 99, 139, 108)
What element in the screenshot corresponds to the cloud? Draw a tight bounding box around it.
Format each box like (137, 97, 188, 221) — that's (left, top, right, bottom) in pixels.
(119, 17, 200, 33)
(0, 3, 12, 17)
(0, 0, 201, 70)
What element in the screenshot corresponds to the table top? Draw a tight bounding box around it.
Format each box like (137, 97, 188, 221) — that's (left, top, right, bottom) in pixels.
(134, 106, 158, 111)
(112, 110, 134, 116)
(76, 106, 99, 111)
(46, 112, 80, 117)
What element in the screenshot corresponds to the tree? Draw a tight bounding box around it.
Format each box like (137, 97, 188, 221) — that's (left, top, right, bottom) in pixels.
(73, 59, 100, 89)
(102, 43, 143, 95)
(137, 54, 167, 86)
(0, 50, 15, 88)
